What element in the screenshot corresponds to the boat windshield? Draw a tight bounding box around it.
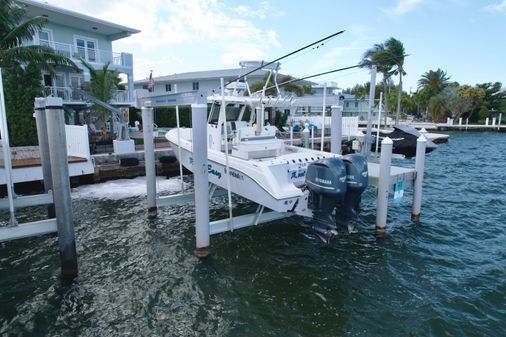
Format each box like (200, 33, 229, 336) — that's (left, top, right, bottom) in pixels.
(208, 103, 250, 124)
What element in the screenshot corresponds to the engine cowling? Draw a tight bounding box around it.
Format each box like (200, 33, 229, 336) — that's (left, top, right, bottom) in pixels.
(305, 154, 368, 239)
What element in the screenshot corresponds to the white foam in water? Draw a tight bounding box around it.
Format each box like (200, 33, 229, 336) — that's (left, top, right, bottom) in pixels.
(72, 176, 188, 200)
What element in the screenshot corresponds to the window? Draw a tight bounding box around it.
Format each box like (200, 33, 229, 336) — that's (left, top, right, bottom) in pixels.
(354, 101, 359, 108)
(166, 84, 172, 92)
(74, 36, 98, 62)
(192, 82, 199, 90)
(70, 74, 83, 88)
(38, 29, 53, 47)
(142, 85, 148, 90)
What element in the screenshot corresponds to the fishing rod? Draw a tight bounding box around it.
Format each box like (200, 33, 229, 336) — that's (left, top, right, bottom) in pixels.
(224, 30, 346, 86)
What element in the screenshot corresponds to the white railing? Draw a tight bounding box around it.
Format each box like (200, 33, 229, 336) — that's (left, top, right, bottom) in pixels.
(65, 125, 90, 159)
(39, 40, 130, 67)
(43, 87, 131, 104)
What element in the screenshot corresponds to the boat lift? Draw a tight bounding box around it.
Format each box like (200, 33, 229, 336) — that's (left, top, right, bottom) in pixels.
(138, 82, 427, 255)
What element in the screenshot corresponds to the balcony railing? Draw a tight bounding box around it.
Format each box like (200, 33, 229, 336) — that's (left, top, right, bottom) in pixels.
(36, 40, 132, 68)
(43, 87, 132, 105)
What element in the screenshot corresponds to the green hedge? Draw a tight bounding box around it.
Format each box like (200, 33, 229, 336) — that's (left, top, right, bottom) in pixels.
(3, 64, 43, 146)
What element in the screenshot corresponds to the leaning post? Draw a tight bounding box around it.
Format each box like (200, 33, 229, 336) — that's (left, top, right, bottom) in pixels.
(412, 135, 427, 221)
(191, 102, 211, 257)
(45, 97, 78, 282)
(142, 104, 157, 219)
(376, 137, 392, 232)
(498, 113, 502, 132)
(34, 97, 55, 218)
(330, 105, 342, 154)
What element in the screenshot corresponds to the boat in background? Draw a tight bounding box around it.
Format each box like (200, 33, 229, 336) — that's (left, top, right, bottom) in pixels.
(369, 124, 439, 158)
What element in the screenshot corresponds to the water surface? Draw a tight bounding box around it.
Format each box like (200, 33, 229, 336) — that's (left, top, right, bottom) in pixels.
(1, 132, 505, 336)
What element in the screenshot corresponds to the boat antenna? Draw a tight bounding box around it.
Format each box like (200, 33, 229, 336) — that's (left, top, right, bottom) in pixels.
(258, 64, 362, 93)
(224, 30, 345, 86)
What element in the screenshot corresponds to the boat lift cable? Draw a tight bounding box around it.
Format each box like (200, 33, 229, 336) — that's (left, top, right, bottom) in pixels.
(220, 78, 234, 230)
(224, 30, 345, 87)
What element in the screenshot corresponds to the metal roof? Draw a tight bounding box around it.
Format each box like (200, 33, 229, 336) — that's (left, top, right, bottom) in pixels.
(136, 67, 270, 84)
(17, 0, 140, 41)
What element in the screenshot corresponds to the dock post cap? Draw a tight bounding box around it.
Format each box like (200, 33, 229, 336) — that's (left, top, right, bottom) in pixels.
(417, 134, 427, 142)
(420, 128, 428, 134)
(381, 136, 393, 145)
(45, 96, 63, 107)
(34, 97, 46, 109)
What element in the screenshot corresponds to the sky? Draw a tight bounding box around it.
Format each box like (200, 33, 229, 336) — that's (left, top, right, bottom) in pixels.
(45, 0, 506, 92)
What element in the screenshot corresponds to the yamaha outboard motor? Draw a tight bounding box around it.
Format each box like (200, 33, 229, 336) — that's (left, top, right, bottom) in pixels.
(335, 154, 368, 231)
(305, 157, 347, 242)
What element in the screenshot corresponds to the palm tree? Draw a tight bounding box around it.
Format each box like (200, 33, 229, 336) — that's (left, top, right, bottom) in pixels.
(384, 38, 406, 124)
(417, 68, 451, 95)
(80, 60, 122, 131)
(360, 43, 394, 125)
(0, 0, 76, 71)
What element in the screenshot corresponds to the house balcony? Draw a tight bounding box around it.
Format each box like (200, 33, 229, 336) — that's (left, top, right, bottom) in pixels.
(43, 86, 133, 106)
(36, 40, 133, 72)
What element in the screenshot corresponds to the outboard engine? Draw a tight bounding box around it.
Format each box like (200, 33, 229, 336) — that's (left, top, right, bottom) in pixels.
(305, 158, 347, 242)
(305, 154, 368, 242)
(335, 154, 368, 231)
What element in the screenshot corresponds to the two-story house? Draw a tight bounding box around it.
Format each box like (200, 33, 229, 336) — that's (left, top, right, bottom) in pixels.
(17, 0, 139, 120)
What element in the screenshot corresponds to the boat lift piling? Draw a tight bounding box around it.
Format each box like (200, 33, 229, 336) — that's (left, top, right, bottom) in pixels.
(412, 135, 427, 221)
(364, 65, 377, 157)
(142, 104, 157, 219)
(376, 137, 392, 231)
(45, 97, 78, 281)
(34, 97, 55, 218)
(191, 103, 211, 256)
(330, 105, 342, 154)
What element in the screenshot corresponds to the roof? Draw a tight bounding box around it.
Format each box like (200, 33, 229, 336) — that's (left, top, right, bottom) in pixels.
(136, 67, 270, 84)
(17, 0, 140, 41)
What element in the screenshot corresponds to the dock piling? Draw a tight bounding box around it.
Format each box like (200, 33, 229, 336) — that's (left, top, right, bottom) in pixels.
(191, 103, 211, 257)
(142, 105, 157, 219)
(364, 65, 377, 157)
(45, 97, 78, 282)
(302, 123, 310, 148)
(330, 105, 342, 154)
(498, 113, 502, 131)
(412, 135, 427, 221)
(34, 98, 54, 218)
(376, 137, 392, 232)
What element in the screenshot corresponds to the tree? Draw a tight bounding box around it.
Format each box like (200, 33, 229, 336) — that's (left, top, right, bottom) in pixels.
(80, 60, 122, 128)
(384, 37, 406, 124)
(360, 43, 393, 123)
(0, 0, 76, 71)
(417, 69, 451, 96)
(1, 0, 76, 145)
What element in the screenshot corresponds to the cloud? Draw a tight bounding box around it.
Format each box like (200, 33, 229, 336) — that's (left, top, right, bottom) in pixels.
(233, 1, 285, 19)
(44, 0, 282, 78)
(390, 0, 427, 15)
(484, 0, 506, 13)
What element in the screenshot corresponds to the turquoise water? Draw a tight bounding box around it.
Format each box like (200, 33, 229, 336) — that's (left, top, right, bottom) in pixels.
(1, 132, 505, 336)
